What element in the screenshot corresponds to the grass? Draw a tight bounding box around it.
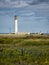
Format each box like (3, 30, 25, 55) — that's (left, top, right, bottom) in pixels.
(0, 34, 49, 65)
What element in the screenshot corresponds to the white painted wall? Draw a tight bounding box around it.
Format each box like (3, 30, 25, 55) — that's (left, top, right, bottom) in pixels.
(15, 19, 18, 34)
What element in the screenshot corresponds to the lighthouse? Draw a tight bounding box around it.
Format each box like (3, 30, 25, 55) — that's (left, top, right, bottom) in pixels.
(14, 16, 18, 34)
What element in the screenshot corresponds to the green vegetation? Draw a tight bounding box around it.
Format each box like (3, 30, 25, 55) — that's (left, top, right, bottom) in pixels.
(0, 35, 49, 65)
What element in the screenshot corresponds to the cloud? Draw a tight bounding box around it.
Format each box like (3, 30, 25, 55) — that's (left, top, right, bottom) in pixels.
(0, 11, 16, 16)
(27, 0, 49, 5)
(0, 0, 29, 8)
(0, 0, 49, 8)
(0, 0, 49, 18)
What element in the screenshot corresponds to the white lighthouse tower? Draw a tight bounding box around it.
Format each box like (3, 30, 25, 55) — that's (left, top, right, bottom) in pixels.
(14, 16, 18, 34)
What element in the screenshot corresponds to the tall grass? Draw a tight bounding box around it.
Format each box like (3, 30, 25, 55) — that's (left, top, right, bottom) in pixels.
(0, 37, 49, 65)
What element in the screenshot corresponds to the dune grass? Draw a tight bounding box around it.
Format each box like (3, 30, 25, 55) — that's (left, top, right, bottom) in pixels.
(0, 36, 49, 65)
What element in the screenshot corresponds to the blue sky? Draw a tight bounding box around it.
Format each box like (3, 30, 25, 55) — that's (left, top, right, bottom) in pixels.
(0, 0, 49, 33)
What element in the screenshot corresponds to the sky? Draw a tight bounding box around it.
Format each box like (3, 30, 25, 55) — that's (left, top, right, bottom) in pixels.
(0, 0, 49, 33)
